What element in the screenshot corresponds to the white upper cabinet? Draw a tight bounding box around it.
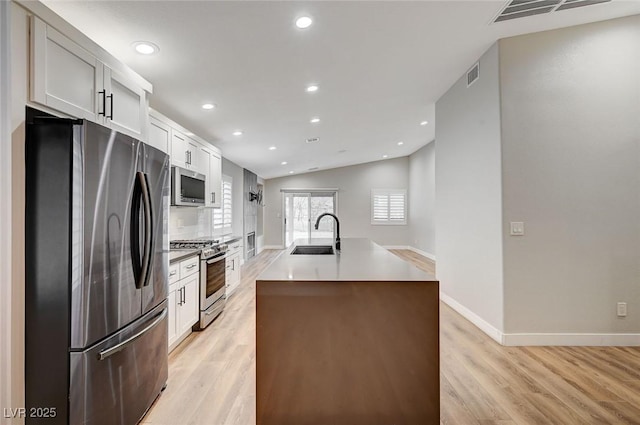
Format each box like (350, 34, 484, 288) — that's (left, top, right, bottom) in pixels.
(170, 128, 200, 170)
(30, 16, 149, 141)
(30, 17, 102, 122)
(200, 147, 222, 208)
(103, 67, 147, 139)
(148, 116, 170, 154)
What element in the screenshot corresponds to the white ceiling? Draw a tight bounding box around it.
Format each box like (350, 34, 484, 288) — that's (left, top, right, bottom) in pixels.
(42, 0, 640, 179)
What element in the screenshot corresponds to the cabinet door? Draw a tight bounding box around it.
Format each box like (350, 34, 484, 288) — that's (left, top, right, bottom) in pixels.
(171, 129, 187, 168)
(185, 137, 200, 170)
(200, 148, 220, 208)
(167, 287, 177, 347)
(31, 16, 102, 121)
(178, 274, 200, 335)
(149, 116, 171, 154)
(104, 67, 147, 140)
(209, 150, 222, 208)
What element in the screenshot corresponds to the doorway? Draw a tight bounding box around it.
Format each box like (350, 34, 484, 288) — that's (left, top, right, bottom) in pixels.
(283, 191, 337, 247)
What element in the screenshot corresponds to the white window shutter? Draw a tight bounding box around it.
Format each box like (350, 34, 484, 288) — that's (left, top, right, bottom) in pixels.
(371, 189, 406, 225)
(213, 175, 233, 234)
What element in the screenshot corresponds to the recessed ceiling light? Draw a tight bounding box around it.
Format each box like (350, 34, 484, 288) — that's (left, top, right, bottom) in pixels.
(132, 41, 158, 55)
(397, 141, 404, 146)
(382, 155, 388, 159)
(306, 85, 319, 93)
(295, 16, 313, 29)
(202, 103, 215, 110)
(269, 146, 277, 151)
(289, 171, 294, 174)
(281, 161, 288, 165)
(420, 121, 429, 126)
(310, 117, 320, 123)
(232, 130, 243, 136)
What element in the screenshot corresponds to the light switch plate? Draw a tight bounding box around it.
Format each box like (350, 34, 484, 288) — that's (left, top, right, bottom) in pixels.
(510, 222, 525, 236)
(617, 302, 627, 317)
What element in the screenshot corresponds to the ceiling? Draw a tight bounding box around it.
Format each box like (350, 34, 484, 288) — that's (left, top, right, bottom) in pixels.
(41, 0, 640, 179)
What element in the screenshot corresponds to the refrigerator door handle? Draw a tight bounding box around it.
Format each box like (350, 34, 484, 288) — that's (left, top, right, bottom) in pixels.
(131, 172, 152, 289)
(97, 308, 167, 361)
(141, 173, 154, 287)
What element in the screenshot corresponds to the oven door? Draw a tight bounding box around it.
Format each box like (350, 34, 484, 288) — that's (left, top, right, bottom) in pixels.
(200, 252, 227, 310)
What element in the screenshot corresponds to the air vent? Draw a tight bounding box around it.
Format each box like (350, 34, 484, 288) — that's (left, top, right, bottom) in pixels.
(494, 0, 611, 22)
(306, 137, 319, 144)
(467, 63, 479, 87)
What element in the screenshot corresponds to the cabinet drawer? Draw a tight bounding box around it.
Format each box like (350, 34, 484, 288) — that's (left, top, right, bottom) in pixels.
(180, 256, 200, 278)
(169, 264, 180, 285)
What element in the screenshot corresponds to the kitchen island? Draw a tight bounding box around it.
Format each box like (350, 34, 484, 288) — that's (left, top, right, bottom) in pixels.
(256, 238, 439, 425)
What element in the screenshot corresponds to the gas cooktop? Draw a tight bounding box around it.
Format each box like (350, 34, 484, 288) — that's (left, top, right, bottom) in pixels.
(170, 239, 227, 259)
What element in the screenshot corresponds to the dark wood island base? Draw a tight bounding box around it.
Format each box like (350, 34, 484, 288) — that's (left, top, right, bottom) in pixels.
(256, 239, 440, 425)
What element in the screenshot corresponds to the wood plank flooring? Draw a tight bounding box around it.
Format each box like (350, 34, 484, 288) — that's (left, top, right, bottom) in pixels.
(142, 248, 640, 425)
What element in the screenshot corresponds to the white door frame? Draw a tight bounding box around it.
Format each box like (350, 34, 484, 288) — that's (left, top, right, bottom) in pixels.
(0, 0, 13, 418)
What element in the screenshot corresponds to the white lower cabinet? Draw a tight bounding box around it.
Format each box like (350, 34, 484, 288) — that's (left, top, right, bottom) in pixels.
(168, 256, 200, 351)
(225, 242, 243, 297)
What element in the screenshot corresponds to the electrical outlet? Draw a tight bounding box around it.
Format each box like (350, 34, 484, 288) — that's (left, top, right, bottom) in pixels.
(510, 222, 525, 236)
(617, 302, 627, 317)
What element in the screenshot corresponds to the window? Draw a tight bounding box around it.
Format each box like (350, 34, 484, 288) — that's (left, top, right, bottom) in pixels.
(371, 189, 407, 225)
(213, 175, 232, 235)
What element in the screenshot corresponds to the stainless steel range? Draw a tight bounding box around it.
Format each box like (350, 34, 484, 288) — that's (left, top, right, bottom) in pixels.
(170, 239, 228, 329)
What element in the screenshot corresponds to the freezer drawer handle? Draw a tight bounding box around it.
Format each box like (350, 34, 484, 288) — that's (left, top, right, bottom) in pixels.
(98, 308, 167, 361)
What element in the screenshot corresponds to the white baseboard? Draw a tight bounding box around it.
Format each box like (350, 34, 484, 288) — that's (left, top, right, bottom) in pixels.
(441, 292, 640, 346)
(440, 292, 505, 345)
(381, 245, 409, 250)
(502, 333, 640, 346)
(408, 246, 436, 261)
(262, 245, 285, 250)
(381, 245, 436, 262)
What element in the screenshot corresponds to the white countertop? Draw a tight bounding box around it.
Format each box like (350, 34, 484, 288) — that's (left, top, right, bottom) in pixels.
(257, 238, 437, 282)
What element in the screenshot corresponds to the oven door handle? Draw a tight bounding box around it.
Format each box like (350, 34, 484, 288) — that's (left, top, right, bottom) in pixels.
(206, 254, 227, 265)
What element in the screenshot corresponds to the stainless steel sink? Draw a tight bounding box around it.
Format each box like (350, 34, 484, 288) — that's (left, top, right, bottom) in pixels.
(290, 245, 335, 255)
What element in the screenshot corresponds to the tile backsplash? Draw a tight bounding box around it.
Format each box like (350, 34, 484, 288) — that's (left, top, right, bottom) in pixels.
(169, 207, 213, 240)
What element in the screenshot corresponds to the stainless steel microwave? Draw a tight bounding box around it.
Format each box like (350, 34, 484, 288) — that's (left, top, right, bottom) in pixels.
(171, 166, 206, 206)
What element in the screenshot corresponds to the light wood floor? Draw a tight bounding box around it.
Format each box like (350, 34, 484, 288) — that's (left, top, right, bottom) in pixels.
(143, 249, 640, 425)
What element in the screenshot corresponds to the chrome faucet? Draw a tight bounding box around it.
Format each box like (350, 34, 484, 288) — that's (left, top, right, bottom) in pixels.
(314, 213, 341, 251)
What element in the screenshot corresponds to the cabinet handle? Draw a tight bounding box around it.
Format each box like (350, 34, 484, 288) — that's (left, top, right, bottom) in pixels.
(232, 259, 235, 271)
(106, 93, 114, 120)
(186, 264, 197, 269)
(185, 150, 190, 165)
(182, 287, 186, 304)
(169, 270, 177, 277)
(98, 90, 106, 116)
(211, 192, 215, 203)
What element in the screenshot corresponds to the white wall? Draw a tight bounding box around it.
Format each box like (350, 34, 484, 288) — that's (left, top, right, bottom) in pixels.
(408, 142, 436, 257)
(1, 0, 13, 419)
(500, 16, 640, 338)
(264, 157, 411, 247)
(435, 43, 504, 336)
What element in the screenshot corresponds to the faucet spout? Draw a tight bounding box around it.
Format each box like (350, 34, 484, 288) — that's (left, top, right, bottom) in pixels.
(314, 213, 341, 251)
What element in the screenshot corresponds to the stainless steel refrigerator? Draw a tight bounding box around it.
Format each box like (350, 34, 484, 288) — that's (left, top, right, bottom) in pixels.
(25, 107, 170, 425)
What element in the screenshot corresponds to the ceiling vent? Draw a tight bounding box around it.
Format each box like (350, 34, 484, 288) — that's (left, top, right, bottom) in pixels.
(306, 137, 320, 144)
(494, 0, 611, 22)
(467, 63, 480, 87)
